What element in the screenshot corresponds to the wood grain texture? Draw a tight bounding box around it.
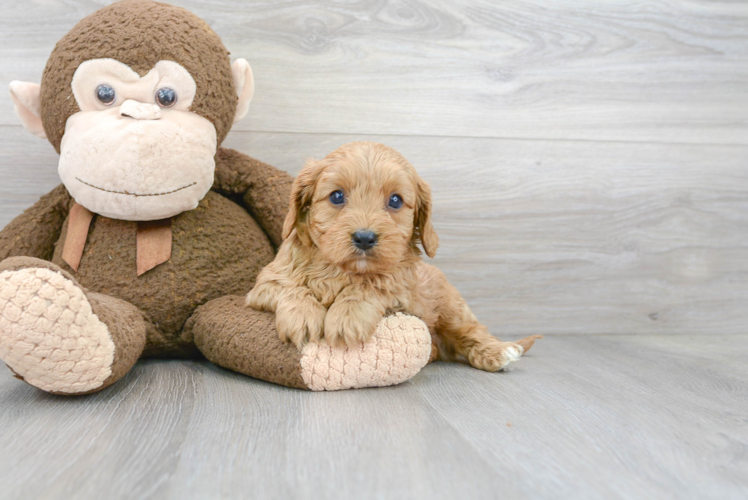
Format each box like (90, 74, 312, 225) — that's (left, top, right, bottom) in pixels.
(0, 0, 747, 143)
(0, 335, 746, 500)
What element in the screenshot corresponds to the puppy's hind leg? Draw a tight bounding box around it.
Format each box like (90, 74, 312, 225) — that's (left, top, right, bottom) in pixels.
(423, 265, 541, 371)
(438, 304, 525, 372)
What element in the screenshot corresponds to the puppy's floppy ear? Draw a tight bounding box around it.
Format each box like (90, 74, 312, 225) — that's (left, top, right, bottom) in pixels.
(283, 159, 324, 239)
(414, 176, 439, 258)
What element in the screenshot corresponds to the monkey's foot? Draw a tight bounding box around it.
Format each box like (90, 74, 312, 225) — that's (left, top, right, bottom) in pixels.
(0, 268, 115, 393)
(300, 313, 433, 391)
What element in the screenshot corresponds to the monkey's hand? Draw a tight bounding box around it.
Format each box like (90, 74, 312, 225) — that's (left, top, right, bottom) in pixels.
(324, 297, 383, 348)
(274, 291, 327, 350)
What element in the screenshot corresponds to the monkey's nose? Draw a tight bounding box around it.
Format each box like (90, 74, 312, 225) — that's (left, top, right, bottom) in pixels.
(352, 230, 378, 251)
(119, 99, 161, 120)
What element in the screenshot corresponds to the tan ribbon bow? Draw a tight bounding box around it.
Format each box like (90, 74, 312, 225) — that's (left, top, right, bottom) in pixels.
(62, 202, 172, 276)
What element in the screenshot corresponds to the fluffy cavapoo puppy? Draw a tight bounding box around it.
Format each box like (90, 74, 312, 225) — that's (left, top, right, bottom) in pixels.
(247, 142, 541, 371)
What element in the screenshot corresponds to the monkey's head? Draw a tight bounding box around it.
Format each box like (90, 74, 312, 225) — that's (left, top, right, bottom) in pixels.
(9, 0, 254, 221)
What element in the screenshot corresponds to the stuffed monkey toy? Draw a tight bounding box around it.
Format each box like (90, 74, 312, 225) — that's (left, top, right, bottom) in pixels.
(0, 0, 434, 394)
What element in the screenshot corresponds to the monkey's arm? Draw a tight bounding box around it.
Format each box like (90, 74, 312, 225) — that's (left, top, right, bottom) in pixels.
(213, 148, 293, 248)
(0, 184, 72, 261)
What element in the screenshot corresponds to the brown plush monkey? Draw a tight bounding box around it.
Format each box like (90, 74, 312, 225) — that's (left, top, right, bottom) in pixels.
(0, 0, 433, 394)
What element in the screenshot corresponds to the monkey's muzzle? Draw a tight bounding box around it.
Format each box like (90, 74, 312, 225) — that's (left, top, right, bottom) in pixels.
(119, 99, 161, 120)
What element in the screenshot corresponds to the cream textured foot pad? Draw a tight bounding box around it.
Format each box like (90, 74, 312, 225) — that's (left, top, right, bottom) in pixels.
(300, 313, 432, 391)
(0, 268, 115, 393)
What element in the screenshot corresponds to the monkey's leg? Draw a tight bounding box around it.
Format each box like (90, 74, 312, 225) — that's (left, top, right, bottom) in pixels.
(186, 296, 434, 391)
(0, 257, 147, 394)
(422, 264, 541, 372)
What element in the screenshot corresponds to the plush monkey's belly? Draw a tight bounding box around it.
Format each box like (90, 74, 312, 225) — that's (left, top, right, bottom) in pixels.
(51, 191, 275, 355)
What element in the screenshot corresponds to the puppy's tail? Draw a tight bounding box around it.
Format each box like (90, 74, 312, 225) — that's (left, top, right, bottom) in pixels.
(516, 335, 543, 354)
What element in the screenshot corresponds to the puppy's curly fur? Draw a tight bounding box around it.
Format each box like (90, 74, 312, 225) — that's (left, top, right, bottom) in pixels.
(247, 142, 540, 371)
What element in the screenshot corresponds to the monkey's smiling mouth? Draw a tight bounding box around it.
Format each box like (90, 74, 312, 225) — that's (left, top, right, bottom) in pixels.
(75, 177, 197, 197)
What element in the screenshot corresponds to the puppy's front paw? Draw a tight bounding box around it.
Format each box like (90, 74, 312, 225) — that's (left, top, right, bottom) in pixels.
(467, 339, 524, 372)
(246, 285, 268, 310)
(324, 299, 381, 348)
(275, 295, 327, 350)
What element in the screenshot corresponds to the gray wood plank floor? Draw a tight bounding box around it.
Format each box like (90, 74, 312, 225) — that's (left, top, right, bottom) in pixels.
(1, 0, 746, 498)
(1, 335, 746, 500)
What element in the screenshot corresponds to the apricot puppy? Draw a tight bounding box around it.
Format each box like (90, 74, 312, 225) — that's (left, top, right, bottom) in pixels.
(247, 142, 540, 371)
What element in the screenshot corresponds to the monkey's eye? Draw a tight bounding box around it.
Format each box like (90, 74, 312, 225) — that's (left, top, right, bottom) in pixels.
(388, 194, 403, 210)
(95, 84, 116, 105)
(329, 190, 345, 206)
(155, 87, 177, 108)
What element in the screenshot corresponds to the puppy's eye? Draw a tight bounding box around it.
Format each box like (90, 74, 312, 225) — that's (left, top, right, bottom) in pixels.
(156, 87, 177, 108)
(95, 84, 116, 105)
(388, 194, 403, 210)
(329, 190, 345, 205)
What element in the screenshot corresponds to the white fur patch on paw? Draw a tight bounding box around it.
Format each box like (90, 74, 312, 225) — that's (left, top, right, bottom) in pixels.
(0, 268, 114, 393)
(499, 344, 523, 371)
(469, 340, 525, 372)
(300, 313, 432, 391)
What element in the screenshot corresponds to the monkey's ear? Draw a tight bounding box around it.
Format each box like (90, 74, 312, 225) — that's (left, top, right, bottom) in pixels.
(282, 159, 324, 240)
(414, 176, 439, 258)
(231, 59, 255, 123)
(9, 81, 46, 139)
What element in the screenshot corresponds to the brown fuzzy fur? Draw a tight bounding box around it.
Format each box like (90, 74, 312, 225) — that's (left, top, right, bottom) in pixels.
(248, 142, 541, 371)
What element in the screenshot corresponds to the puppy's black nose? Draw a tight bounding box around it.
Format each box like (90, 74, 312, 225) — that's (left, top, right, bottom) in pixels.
(352, 230, 378, 250)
